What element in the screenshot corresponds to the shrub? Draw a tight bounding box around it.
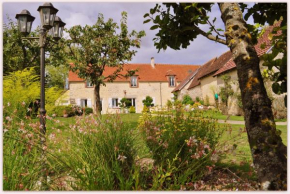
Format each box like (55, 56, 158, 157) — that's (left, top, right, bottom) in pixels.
(142, 96, 154, 107)
(3, 68, 63, 120)
(166, 100, 173, 110)
(84, 107, 93, 115)
(195, 97, 200, 102)
(138, 107, 225, 186)
(129, 106, 136, 113)
(119, 98, 131, 108)
(3, 103, 44, 190)
(55, 114, 139, 190)
(182, 95, 194, 105)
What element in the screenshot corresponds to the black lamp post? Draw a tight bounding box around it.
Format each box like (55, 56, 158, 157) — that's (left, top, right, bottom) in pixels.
(15, 2, 66, 136)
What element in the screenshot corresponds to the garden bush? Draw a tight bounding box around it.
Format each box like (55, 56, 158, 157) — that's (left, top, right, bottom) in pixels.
(3, 68, 63, 120)
(83, 107, 93, 115)
(182, 95, 194, 105)
(142, 96, 154, 107)
(3, 102, 47, 190)
(138, 105, 225, 188)
(129, 106, 136, 113)
(53, 114, 140, 190)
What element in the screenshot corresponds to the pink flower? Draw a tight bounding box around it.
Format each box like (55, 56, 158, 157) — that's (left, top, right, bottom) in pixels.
(21, 101, 26, 106)
(117, 154, 127, 162)
(52, 114, 56, 117)
(7, 102, 10, 107)
(5, 116, 12, 121)
(42, 146, 47, 151)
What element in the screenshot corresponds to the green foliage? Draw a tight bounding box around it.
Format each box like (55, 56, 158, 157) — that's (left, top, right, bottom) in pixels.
(52, 105, 83, 117)
(129, 106, 136, 113)
(54, 114, 138, 190)
(138, 106, 225, 186)
(142, 96, 154, 107)
(142, 105, 150, 113)
(195, 97, 200, 102)
(84, 107, 93, 115)
(46, 64, 68, 88)
(119, 98, 131, 108)
(66, 12, 145, 86)
(182, 95, 194, 105)
(166, 100, 173, 110)
(3, 109, 43, 190)
(219, 75, 234, 107)
(240, 3, 287, 107)
(144, 3, 215, 51)
(3, 17, 67, 75)
(3, 68, 63, 119)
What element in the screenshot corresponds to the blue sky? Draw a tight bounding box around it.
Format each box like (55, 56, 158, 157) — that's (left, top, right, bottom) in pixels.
(3, 2, 254, 66)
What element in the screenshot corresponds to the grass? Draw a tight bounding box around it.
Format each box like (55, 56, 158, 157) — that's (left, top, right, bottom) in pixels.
(47, 113, 287, 163)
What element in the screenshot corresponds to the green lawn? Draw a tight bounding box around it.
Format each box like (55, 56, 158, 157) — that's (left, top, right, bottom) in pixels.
(45, 113, 287, 163)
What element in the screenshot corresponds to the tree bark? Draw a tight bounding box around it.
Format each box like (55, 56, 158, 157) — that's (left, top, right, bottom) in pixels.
(219, 3, 287, 190)
(95, 83, 102, 114)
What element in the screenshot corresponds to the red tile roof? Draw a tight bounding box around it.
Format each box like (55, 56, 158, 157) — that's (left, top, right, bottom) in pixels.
(213, 24, 280, 76)
(172, 68, 200, 92)
(187, 57, 217, 89)
(69, 63, 200, 82)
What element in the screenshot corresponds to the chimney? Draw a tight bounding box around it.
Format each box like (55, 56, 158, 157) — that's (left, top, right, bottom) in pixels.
(151, 57, 155, 68)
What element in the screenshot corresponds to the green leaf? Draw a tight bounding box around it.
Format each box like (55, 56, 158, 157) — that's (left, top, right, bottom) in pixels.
(216, 28, 224, 31)
(213, 17, 216, 23)
(143, 13, 150, 18)
(150, 25, 159, 30)
(143, 19, 151, 24)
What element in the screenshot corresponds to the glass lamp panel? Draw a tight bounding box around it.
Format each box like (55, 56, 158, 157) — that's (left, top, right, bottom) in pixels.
(27, 20, 33, 34)
(49, 13, 56, 26)
(59, 26, 64, 37)
(41, 8, 50, 26)
(53, 23, 60, 37)
(18, 16, 27, 33)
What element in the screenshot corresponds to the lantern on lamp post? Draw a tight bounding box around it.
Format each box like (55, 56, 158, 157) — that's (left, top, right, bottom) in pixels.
(15, 9, 35, 36)
(15, 2, 65, 136)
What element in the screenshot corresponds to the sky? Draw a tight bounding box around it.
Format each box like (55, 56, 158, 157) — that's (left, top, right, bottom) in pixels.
(2, 1, 254, 66)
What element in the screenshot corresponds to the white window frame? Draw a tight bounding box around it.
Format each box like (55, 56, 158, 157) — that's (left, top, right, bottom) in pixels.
(169, 76, 175, 87)
(80, 99, 88, 107)
(130, 76, 138, 87)
(112, 98, 119, 108)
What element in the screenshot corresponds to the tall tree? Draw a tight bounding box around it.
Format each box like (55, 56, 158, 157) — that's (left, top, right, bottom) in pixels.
(66, 12, 145, 113)
(3, 17, 67, 75)
(144, 3, 286, 190)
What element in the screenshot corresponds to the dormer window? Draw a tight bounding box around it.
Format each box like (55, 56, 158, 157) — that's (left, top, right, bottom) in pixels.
(130, 76, 138, 87)
(86, 80, 93, 87)
(169, 76, 175, 87)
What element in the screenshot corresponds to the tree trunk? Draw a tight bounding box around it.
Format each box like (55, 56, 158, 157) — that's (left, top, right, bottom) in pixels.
(95, 83, 102, 114)
(219, 3, 287, 190)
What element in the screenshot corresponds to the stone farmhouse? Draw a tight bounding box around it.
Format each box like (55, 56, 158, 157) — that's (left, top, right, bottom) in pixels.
(173, 24, 286, 118)
(62, 58, 199, 113)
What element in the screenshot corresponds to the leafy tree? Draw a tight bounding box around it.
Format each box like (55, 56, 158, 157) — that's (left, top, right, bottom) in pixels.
(3, 17, 67, 75)
(66, 12, 145, 113)
(219, 75, 234, 107)
(142, 96, 154, 107)
(46, 64, 68, 89)
(241, 3, 287, 107)
(182, 94, 194, 105)
(144, 3, 286, 190)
